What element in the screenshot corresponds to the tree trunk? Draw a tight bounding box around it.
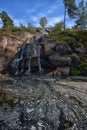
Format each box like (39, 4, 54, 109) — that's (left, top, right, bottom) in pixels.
(64, 5, 67, 30)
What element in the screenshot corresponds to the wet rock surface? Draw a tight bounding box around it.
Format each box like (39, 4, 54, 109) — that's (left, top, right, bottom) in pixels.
(0, 76, 87, 130)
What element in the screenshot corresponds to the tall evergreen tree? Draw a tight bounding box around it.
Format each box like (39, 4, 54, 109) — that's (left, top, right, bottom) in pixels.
(75, 0, 87, 30)
(39, 17, 47, 28)
(0, 11, 14, 29)
(63, 0, 77, 29)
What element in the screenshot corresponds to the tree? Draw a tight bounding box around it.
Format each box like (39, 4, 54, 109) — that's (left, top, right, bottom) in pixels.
(27, 22, 34, 33)
(0, 11, 14, 29)
(19, 23, 28, 31)
(53, 22, 64, 32)
(39, 17, 47, 28)
(63, 0, 77, 29)
(75, 0, 87, 30)
(27, 22, 34, 30)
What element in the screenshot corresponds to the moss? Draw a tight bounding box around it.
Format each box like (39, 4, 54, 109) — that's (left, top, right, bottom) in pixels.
(71, 69, 81, 76)
(0, 89, 16, 108)
(0, 73, 10, 81)
(65, 121, 74, 129)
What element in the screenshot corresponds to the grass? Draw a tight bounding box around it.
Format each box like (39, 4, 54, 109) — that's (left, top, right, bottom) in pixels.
(48, 29, 87, 45)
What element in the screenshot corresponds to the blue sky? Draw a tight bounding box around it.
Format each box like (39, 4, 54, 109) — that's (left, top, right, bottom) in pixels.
(0, 0, 86, 28)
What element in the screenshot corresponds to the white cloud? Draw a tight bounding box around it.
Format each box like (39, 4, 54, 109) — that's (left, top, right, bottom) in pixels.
(13, 18, 27, 26)
(0, 18, 2, 28)
(48, 16, 64, 26)
(46, 2, 63, 15)
(30, 15, 64, 27)
(34, 22, 40, 27)
(0, 18, 2, 22)
(5, 13, 27, 27)
(46, 5, 58, 14)
(66, 21, 75, 28)
(25, 3, 44, 15)
(31, 16, 38, 22)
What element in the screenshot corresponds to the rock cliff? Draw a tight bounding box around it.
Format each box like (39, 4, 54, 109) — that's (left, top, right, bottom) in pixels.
(0, 32, 87, 77)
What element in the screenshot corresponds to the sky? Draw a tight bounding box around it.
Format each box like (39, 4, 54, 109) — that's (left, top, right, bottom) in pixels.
(0, 0, 86, 28)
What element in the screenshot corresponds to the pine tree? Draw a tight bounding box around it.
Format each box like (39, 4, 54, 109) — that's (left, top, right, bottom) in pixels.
(0, 11, 14, 29)
(75, 0, 87, 30)
(39, 17, 47, 28)
(63, 0, 77, 29)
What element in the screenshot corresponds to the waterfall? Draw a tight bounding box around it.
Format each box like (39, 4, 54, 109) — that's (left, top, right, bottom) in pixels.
(12, 36, 44, 75)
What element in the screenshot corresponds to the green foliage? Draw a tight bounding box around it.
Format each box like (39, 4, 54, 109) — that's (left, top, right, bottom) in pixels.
(75, 0, 87, 30)
(53, 22, 64, 32)
(71, 67, 81, 76)
(27, 22, 34, 32)
(19, 23, 29, 32)
(71, 61, 87, 76)
(63, 0, 77, 18)
(77, 30, 87, 45)
(0, 11, 14, 30)
(79, 61, 87, 71)
(49, 29, 87, 44)
(63, 0, 77, 29)
(35, 28, 41, 32)
(39, 17, 47, 28)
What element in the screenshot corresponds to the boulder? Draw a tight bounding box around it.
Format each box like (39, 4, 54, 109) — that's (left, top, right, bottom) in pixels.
(0, 59, 9, 73)
(57, 67, 70, 77)
(41, 37, 57, 56)
(53, 43, 72, 54)
(71, 53, 81, 65)
(49, 55, 72, 67)
(68, 42, 83, 50)
(46, 69, 61, 77)
(75, 46, 86, 54)
(46, 67, 70, 77)
(0, 36, 8, 50)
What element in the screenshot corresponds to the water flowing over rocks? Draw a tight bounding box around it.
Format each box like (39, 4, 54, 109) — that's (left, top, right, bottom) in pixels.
(0, 76, 87, 130)
(0, 32, 87, 76)
(0, 30, 87, 130)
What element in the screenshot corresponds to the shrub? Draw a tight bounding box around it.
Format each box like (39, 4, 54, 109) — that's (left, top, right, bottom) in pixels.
(71, 69, 81, 76)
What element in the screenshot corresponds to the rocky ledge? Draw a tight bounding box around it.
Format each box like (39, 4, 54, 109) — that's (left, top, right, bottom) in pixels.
(0, 75, 87, 130)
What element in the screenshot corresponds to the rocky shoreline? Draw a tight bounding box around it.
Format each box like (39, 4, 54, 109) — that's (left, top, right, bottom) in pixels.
(0, 32, 87, 130)
(0, 75, 87, 130)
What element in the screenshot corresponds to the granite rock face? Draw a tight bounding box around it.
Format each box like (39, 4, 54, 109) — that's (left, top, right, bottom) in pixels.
(0, 32, 33, 73)
(0, 34, 87, 76)
(0, 76, 87, 130)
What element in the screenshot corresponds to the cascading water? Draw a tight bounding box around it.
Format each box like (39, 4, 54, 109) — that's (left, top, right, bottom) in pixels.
(11, 36, 44, 75)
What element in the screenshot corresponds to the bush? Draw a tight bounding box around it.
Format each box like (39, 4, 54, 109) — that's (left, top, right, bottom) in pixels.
(71, 69, 81, 76)
(79, 61, 87, 68)
(53, 22, 64, 32)
(49, 29, 87, 44)
(71, 61, 87, 76)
